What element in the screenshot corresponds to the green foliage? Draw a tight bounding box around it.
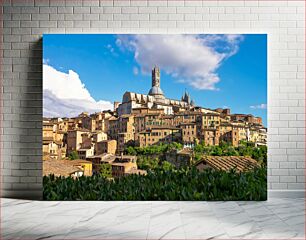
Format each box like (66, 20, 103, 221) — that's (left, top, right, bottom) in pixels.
(126, 146, 137, 156)
(161, 161, 175, 171)
(125, 142, 183, 156)
(68, 151, 79, 160)
(250, 145, 267, 164)
(43, 166, 267, 201)
(137, 156, 160, 171)
(99, 163, 112, 178)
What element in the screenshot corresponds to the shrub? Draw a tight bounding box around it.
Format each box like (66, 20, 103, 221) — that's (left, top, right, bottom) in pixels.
(99, 163, 112, 178)
(43, 166, 267, 201)
(68, 151, 79, 160)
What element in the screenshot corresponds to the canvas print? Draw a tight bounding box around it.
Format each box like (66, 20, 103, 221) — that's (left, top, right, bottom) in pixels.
(43, 34, 267, 200)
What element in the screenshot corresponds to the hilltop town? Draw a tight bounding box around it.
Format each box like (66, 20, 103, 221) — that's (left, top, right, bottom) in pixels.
(43, 66, 267, 178)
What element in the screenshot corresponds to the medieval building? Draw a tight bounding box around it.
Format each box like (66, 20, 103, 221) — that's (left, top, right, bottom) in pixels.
(117, 66, 195, 116)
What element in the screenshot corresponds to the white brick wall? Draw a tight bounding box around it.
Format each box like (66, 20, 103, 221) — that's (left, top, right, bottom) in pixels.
(1, 0, 305, 199)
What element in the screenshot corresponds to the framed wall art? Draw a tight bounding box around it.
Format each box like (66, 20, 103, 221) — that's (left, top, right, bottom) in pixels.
(42, 34, 267, 201)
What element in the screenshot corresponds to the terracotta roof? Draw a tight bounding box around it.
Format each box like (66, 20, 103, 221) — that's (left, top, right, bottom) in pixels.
(108, 116, 118, 121)
(178, 148, 193, 155)
(54, 140, 63, 145)
(111, 162, 135, 166)
(87, 154, 116, 163)
(196, 156, 259, 172)
(43, 160, 82, 177)
(100, 155, 116, 163)
(68, 159, 92, 165)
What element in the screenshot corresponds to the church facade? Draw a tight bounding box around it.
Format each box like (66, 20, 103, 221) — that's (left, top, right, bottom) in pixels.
(117, 66, 195, 116)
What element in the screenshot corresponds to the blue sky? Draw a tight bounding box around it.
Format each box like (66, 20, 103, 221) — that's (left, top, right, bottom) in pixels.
(43, 34, 267, 126)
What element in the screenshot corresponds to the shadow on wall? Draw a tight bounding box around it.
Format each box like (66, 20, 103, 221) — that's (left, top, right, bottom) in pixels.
(2, 38, 43, 200)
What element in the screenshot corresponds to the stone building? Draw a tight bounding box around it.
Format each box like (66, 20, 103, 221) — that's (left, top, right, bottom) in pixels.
(86, 153, 116, 174)
(180, 122, 198, 147)
(107, 116, 119, 140)
(111, 155, 138, 178)
(45, 65, 267, 161)
(43, 120, 63, 160)
(165, 148, 194, 168)
(230, 114, 262, 126)
(201, 129, 220, 146)
(117, 66, 193, 116)
(67, 129, 90, 155)
(96, 140, 117, 155)
(138, 126, 181, 147)
(77, 147, 94, 160)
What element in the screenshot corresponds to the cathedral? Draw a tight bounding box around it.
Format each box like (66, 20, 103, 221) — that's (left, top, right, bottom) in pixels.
(117, 66, 195, 116)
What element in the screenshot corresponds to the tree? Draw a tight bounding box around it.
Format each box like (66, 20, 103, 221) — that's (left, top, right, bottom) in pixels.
(69, 151, 79, 160)
(126, 146, 137, 156)
(100, 163, 112, 178)
(211, 146, 223, 156)
(161, 161, 174, 171)
(137, 156, 160, 170)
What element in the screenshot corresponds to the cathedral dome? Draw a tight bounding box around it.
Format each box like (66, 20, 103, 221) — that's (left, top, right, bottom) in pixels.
(148, 86, 164, 96)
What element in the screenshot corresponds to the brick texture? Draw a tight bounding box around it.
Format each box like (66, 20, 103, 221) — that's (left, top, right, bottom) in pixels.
(0, 0, 305, 199)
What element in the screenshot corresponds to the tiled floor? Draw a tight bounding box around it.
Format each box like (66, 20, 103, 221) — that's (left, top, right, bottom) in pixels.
(1, 198, 305, 239)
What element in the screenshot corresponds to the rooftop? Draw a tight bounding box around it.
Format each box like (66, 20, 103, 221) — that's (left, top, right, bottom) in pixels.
(87, 153, 111, 158)
(196, 156, 260, 172)
(148, 86, 164, 96)
(43, 160, 86, 177)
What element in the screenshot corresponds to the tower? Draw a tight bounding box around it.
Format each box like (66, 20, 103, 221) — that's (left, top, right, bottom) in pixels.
(148, 66, 164, 98)
(182, 89, 191, 104)
(152, 66, 160, 87)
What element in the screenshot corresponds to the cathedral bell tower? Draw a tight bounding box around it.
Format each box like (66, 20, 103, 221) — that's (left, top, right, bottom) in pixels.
(148, 66, 164, 98)
(152, 66, 160, 87)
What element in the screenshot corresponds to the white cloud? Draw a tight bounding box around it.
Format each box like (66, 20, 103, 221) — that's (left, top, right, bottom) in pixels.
(250, 103, 267, 109)
(133, 66, 139, 75)
(43, 64, 113, 117)
(116, 34, 243, 90)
